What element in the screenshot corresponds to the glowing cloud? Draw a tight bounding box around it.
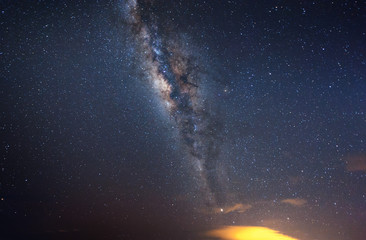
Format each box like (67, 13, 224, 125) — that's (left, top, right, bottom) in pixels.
(281, 198, 307, 207)
(345, 153, 366, 172)
(214, 203, 252, 214)
(205, 226, 298, 240)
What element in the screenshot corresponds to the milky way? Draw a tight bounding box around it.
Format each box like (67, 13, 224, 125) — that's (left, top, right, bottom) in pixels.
(122, 0, 225, 207)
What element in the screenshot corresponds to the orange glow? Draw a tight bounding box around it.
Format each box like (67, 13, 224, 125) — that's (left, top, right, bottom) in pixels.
(205, 226, 298, 240)
(281, 198, 307, 207)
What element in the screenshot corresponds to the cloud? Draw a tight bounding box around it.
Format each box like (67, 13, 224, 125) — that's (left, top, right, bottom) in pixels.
(281, 198, 307, 207)
(205, 226, 298, 240)
(345, 153, 366, 172)
(214, 203, 252, 214)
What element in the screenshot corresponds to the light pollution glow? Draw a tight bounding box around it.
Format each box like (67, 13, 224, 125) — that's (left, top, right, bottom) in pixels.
(205, 226, 299, 240)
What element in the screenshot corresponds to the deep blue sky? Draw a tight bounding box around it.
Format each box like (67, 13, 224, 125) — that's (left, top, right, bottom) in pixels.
(1, 1, 366, 240)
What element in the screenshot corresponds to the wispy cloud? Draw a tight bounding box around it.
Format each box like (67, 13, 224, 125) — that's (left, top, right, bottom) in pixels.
(205, 226, 298, 240)
(345, 153, 366, 172)
(281, 198, 307, 207)
(214, 203, 252, 214)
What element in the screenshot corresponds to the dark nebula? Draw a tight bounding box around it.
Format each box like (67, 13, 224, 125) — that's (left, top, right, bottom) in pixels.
(123, 0, 227, 207)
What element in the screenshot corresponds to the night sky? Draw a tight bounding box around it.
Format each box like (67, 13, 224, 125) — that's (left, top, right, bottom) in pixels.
(1, 1, 366, 240)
